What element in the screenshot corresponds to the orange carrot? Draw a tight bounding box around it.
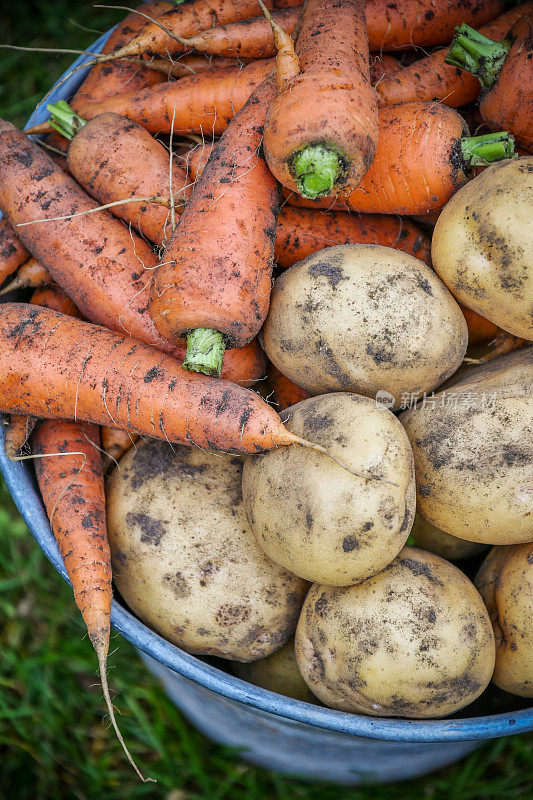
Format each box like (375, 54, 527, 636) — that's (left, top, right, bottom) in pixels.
(275, 206, 432, 267)
(0, 304, 388, 484)
(149, 79, 280, 376)
(101, 426, 139, 470)
(468, 332, 529, 363)
(446, 15, 533, 151)
(0, 258, 51, 296)
(0, 217, 29, 286)
(375, 3, 531, 108)
(365, 0, 504, 50)
(146, 53, 242, 78)
(31, 284, 82, 318)
(286, 103, 515, 215)
(3, 414, 36, 459)
(0, 118, 172, 352)
(32, 419, 148, 780)
(268, 363, 307, 410)
(262, 0, 379, 198)
(46, 104, 190, 246)
(183, 140, 431, 265)
(460, 305, 501, 347)
(369, 53, 401, 84)
(74, 59, 272, 135)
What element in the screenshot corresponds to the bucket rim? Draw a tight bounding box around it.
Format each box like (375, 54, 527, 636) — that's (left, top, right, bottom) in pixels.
(1, 25, 532, 746)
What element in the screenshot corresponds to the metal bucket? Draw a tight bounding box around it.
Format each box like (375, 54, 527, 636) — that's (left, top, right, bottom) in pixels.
(1, 25, 531, 786)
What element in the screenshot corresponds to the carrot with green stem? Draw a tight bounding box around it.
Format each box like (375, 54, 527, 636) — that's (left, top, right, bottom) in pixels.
(31, 419, 150, 781)
(46, 102, 190, 246)
(445, 15, 533, 150)
(286, 103, 515, 215)
(375, 3, 532, 108)
(261, 0, 379, 199)
(0, 303, 394, 484)
(149, 78, 280, 377)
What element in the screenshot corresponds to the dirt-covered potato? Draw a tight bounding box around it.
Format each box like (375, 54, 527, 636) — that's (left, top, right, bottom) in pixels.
(242, 393, 415, 586)
(263, 244, 467, 408)
(475, 544, 533, 698)
(295, 548, 495, 718)
(233, 640, 316, 703)
(410, 513, 487, 561)
(401, 347, 533, 544)
(106, 440, 308, 662)
(432, 158, 533, 340)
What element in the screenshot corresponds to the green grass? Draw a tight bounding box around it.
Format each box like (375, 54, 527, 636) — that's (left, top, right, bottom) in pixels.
(1, 478, 532, 799)
(0, 2, 532, 797)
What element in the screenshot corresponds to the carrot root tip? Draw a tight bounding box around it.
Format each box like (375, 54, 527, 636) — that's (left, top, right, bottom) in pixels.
(445, 24, 510, 89)
(182, 328, 226, 377)
(460, 131, 515, 168)
(292, 145, 342, 199)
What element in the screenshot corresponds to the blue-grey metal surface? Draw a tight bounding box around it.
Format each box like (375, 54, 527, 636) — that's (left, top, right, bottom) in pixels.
(0, 23, 531, 784)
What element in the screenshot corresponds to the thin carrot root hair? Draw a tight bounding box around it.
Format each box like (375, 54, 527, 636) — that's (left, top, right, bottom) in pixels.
(286, 433, 399, 486)
(15, 195, 172, 228)
(257, 0, 300, 90)
(464, 332, 528, 364)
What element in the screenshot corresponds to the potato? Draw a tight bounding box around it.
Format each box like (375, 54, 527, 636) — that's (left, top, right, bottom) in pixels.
(233, 640, 317, 703)
(432, 158, 533, 340)
(475, 544, 533, 698)
(410, 513, 487, 561)
(106, 440, 308, 662)
(295, 548, 495, 718)
(263, 244, 467, 408)
(242, 393, 415, 586)
(401, 347, 533, 544)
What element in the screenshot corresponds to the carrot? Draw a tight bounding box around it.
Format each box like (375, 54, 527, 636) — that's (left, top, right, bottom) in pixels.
(3, 414, 36, 460)
(286, 103, 515, 215)
(267, 363, 307, 410)
(149, 79, 280, 376)
(369, 53, 401, 85)
(262, 0, 379, 198)
(0, 258, 51, 296)
(365, 0, 504, 51)
(0, 303, 390, 486)
(74, 59, 272, 135)
(275, 206, 432, 267)
(175, 6, 301, 58)
(0, 118, 173, 352)
(0, 217, 29, 286)
(101, 426, 139, 470)
(31, 284, 82, 318)
(183, 140, 431, 265)
(31, 419, 149, 781)
(467, 332, 530, 364)
(446, 15, 533, 151)
(146, 53, 243, 78)
(460, 305, 501, 347)
(375, 3, 532, 108)
(46, 103, 190, 246)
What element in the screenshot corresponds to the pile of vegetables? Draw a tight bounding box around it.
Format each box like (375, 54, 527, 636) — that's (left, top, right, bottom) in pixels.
(1, 0, 531, 780)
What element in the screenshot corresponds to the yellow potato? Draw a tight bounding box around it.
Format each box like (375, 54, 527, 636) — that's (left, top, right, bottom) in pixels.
(401, 347, 533, 544)
(475, 544, 533, 698)
(432, 158, 533, 340)
(242, 393, 415, 586)
(233, 640, 317, 703)
(106, 440, 308, 662)
(263, 244, 467, 409)
(295, 548, 495, 718)
(410, 513, 487, 561)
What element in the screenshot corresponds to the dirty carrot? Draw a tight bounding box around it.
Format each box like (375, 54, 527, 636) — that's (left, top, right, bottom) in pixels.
(0, 117, 173, 351)
(369, 53, 400, 84)
(101, 426, 139, 471)
(73, 59, 272, 135)
(268, 363, 308, 410)
(461, 305, 501, 347)
(0, 304, 392, 484)
(46, 103, 190, 246)
(446, 15, 533, 150)
(365, 0, 504, 50)
(3, 414, 36, 460)
(262, 0, 379, 198)
(375, 3, 532, 108)
(0, 258, 51, 296)
(149, 79, 280, 376)
(146, 53, 242, 78)
(0, 217, 29, 286)
(32, 419, 149, 781)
